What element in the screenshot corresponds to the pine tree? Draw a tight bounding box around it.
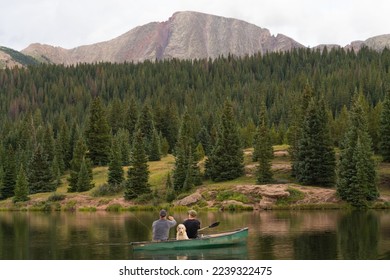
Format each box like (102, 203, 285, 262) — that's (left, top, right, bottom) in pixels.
(173, 110, 202, 192)
(194, 142, 205, 161)
(288, 82, 314, 177)
(0, 145, 17, 199)
(42, 124, 55, 164)
(51, 155, 62, 187)
(136, 104, 159, 160)
(13, 165, 29, 203)
(76, 158, 94, 192)
(253, 102, 274, 184)
(124, 97, 139, 141)
(337, 93, 379, 207)
(165, 172, 175, 202)
(380, 91, 390, 162)
(107, 138, 124, 186)
(206, 100, 244, 181)
(295, 97, 335, 186)
(68, 138, 89, 192)
(27, 144, 56, 194)
(124, 129, 151, 200)
(148, 127, 161, 161)
(197, 126, 211, 155)
(58, 116, 71, 169)
(85, 96, 111, 166)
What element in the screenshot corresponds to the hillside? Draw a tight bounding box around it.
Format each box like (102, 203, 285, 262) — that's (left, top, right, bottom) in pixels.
(21, 11, 304, 64)
(0, 46, 39, 68)
(1, 147, 389, 211)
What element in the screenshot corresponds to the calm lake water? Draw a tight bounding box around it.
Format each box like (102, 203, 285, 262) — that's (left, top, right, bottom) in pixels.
(0, 210, 389, 260)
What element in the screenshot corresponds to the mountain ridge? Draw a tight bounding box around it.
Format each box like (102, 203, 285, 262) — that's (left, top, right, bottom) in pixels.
(20, 11, 304, 65)
(2, 11, 390, 67)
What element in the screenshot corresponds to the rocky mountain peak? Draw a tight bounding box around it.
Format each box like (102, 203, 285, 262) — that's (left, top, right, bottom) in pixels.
(21, 11, 303, 65)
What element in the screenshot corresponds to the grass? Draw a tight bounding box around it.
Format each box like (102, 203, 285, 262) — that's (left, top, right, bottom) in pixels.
(2, 145, 390, 211)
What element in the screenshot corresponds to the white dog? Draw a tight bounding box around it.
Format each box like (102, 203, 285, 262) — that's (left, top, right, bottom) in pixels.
(176, 224, 189, 240)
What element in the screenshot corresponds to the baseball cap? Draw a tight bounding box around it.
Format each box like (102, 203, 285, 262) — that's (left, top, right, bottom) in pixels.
(159, 209, 167, 217)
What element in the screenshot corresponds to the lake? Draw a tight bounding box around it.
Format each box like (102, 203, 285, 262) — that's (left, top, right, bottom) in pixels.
(0, 209, 389, 260)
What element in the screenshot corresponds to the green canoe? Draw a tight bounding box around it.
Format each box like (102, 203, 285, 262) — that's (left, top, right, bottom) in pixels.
(131, 227, 248, 251)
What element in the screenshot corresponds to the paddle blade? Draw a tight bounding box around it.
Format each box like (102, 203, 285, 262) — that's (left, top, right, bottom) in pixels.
(198, 221, 220, 232)
(209, 221, 220, 228)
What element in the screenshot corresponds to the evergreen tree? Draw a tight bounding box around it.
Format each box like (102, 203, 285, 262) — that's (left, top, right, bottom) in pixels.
(253, 102, 274, 184)
(27, 144, 56, 194)
(115, 128, 131, 165)
(197, 126, 211, 155)
(173, 110, 202, 192)
(51, 155, 62, 187)
(107, 138, 124, 186)
(194, 142, 205, 161)
(13, 165, 29, 203)
(337, 93, 379, 207)
(288, 82, 314, 177)
(58, 116, 71, 169)
(136, 104, 159, 160)
(54, 138, 66, 174)
(160, 136, 170, 157)
(0, 145, 17, 199)
(165, 172, 175, 202)
(206, 100, 244, 181)
(76, 158, 94, 192)
(124, 129, 151, 200)
(124, 97, 139, 141)
(148, 127, 161, 161)
(295, 97, 335, 186)
(68, 138, 91, 192)
(42, 124, 55, 164)
(380, 91, 390, 162)
(85, 96, 111, 165)
(155, 102, 179, 153)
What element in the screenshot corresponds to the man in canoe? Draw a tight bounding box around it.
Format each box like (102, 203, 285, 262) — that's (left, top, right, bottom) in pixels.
(152, 209, 177, 241)
(183, 209, 201, 239)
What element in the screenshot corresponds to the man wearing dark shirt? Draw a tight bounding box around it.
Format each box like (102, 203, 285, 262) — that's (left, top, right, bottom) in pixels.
(183, 209, 200, 239)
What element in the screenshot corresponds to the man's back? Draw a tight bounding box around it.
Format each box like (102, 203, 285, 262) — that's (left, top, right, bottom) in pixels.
(183, 219, 200, 239)
(152, 219, 176, 241)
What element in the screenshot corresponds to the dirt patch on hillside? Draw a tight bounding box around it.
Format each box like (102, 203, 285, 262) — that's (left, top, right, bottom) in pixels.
(174, 184, 343, 210)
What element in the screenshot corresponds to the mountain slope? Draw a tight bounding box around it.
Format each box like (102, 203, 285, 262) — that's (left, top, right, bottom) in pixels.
(21, 11, 304, 64)
(0, 46, 39, 68)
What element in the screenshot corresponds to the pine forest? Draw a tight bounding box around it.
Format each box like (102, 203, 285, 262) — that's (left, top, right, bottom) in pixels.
(1, 46, 390, 209)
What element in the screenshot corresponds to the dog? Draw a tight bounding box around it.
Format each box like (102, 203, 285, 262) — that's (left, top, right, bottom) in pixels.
(176, 224, 189, 240)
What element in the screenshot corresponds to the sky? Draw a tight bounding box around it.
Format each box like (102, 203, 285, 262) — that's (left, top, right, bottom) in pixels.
(1, 0, 390, 51)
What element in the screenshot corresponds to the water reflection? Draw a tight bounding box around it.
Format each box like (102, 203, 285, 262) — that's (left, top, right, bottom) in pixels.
(133, 244, 248, 260)
(338, 211, 379, 259)
(0, 210, 389, 260)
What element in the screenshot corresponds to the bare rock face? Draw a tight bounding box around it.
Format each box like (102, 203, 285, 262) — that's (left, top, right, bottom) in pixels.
(363, 34, 390, 51)
(21, 11, 304, 65)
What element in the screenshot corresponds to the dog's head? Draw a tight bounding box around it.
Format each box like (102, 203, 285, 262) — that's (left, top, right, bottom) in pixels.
(177, 224, 187, 235)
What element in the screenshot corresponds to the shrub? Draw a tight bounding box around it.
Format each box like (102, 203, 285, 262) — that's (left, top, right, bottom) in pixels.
(276, 187, 305, 206)
(63, 200, 77, 211)
(216, 190, 249, 203)
(47, 193, 66, 202)
(91, 182, 124, 197)
(106, 203, 123, 212)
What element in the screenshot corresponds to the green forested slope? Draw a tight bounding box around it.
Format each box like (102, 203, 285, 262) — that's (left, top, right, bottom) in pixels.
(1, 47, 390, 206)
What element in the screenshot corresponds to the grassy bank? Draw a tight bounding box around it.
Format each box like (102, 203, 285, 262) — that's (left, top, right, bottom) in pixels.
(1, 146, 390, 211)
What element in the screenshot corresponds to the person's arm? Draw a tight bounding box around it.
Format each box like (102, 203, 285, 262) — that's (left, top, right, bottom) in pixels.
(167, 216, 177, 227)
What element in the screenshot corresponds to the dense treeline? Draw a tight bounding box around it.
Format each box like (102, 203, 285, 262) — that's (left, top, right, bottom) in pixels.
(1, 47, 390, 206)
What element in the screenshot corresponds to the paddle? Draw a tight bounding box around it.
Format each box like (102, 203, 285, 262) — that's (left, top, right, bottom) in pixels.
(198, 221, 220, 232)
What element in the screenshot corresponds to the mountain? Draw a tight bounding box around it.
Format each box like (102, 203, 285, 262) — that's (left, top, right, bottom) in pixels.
(0, 46, 39, 68)
(5, 12, 390, 67)
(21, 11, 304, 65)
